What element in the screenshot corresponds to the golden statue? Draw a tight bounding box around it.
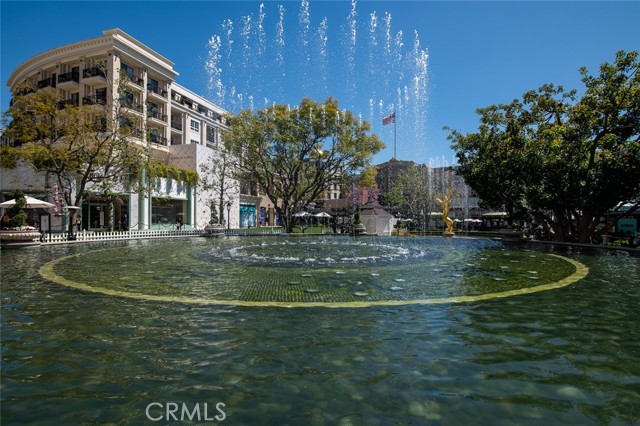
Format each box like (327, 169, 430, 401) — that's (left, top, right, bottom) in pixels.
(436, 187, 455, 235)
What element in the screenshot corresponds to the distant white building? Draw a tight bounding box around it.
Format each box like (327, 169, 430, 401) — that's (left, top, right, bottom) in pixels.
(2, 28, 238, 232)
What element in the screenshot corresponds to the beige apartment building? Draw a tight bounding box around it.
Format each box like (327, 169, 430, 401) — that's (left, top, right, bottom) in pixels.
(2, 28, 241, 231)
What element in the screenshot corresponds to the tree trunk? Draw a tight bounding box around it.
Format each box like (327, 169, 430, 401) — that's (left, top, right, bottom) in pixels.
(576, 212, 599, 244)
(105, 198, 113, 231)
(68, 211, 75, 237)
(549, 209, 568, 242)
(279, 206, 294, 234)
(218, 173, 226, 226)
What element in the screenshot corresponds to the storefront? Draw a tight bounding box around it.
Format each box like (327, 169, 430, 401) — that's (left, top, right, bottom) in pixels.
(240, 204, 256, 228)
(81, 195, 130, 231)
(151, 197, 186, 228)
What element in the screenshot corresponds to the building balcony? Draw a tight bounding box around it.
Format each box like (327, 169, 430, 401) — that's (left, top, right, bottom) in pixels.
(147, 85, 168, 101)
(57, 71, 80, 88)
(37, 77, 56, 89)
(82, 95, 107, 106)
(148, 133, 168, 146)
(121, 100, 144, 114)
(14, 87, 36, 98)
(147, 110, 168, 125)
(123, 127, 144, 140)
(125, 74, 144, 88)
(57, 98, 79, 109)
(83, 67, 107, 84)
(170, 120, 183, 132)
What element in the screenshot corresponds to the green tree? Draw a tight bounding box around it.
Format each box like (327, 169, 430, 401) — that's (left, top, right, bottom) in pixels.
(3, 68, 149, 235)
(358, 165, 379, 189)
(225, 97, 384, 233)
(5, 190, 28, 228)
(448, 50, 640, 243)
(388, 164, 429, 220)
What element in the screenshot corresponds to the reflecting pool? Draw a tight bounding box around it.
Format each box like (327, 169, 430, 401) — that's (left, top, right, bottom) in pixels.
(1, 237, 639, 425)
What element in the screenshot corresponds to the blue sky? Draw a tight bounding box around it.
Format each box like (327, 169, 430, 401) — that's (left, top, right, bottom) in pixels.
(1, 1, 638, 166)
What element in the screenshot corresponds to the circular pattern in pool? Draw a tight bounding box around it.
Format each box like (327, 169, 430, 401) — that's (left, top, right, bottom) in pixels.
(40, 236, 588, 307)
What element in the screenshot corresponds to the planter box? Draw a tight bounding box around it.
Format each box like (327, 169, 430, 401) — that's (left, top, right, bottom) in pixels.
(0, 229, 42, 248)
(498, 228, 528, 242)
(353, 223, 367, 236)
(202, 224, 225, 237)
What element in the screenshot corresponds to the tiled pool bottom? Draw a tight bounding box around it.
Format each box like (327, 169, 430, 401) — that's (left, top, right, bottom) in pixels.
(41, 237, 584, 306)
(1, 237, 638, 425)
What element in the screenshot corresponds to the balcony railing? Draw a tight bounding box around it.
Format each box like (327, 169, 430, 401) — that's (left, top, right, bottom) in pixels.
(149, 133, 168, 146)
(147, 85, 168, 98)
(123, 128, 144, 139)
(94, 117, 107, 132)
(171, 120, 183, 131)
(37, 77, 55, 89)
(57, 98, 79, 109)
(58, 71, 79, 84)
(83, 95, 107, 105)
(125, 73, 144, 87)
(83, 67, 107, 79)
(147, 110, 168, 122)
(14, 87, 36, 97)
(121, 100, 144, 113)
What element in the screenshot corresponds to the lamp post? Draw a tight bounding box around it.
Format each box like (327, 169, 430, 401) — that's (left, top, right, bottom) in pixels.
(65, 205, 81, 240)
(226, 201, 232, 230)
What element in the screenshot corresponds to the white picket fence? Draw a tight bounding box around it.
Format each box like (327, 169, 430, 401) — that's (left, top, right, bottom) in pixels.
(43, 229, 201, 244)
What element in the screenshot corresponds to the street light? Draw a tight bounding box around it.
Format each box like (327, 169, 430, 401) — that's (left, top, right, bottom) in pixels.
(64, 205, 81, 240)
(226, 201, 232, 230)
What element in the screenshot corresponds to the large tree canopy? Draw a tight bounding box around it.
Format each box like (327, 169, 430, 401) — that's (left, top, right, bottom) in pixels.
(225, 97, 385, 233)
(448, 50, 640, 243)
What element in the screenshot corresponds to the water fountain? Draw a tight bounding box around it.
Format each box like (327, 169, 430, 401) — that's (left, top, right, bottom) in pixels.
(39, 237, 588, 307)
(2, 3, 639, 424)
(4, 214, 640, 426)
(205, 0, 429, 162)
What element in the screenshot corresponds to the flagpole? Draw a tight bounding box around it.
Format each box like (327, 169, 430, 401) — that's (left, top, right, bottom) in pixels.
(382, 112, 397, 159)
(393, 112, 397, 159)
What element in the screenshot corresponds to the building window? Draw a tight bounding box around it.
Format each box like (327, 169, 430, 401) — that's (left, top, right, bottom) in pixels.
(152, 199, 185, 226)
(190, 120, 199, 132)
(147, 77, 159, 92)
(206, 126, 216, 144)
(121, 63, 135, 79)
(191, 139, 199, 145)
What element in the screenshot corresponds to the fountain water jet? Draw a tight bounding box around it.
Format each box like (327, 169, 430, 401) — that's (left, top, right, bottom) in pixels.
(205, 0, 430, 161)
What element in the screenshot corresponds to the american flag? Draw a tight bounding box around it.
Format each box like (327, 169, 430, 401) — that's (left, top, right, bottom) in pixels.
(382, 113, 396, 125)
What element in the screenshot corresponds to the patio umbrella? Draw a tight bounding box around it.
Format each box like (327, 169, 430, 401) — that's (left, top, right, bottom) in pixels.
(0, 196, 55, 209)
(293, 211, 311, 217)
(313, 211, 332, 227)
